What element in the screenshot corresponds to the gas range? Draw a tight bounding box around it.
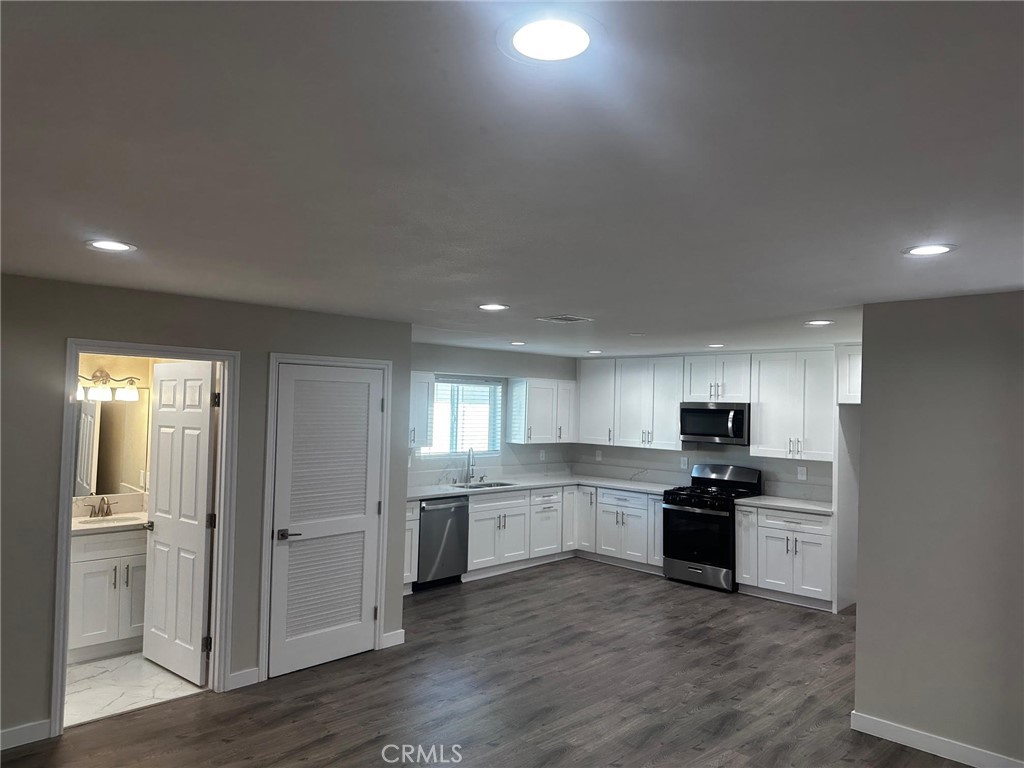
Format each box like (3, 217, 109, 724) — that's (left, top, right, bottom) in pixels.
(662, 464, 762, 592)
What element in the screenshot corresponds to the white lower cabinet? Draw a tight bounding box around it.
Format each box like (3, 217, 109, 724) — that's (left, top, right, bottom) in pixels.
(499, 508, 530, 563)
(735, 506, 758, 586)
(68, 532, 147, 651)
(576, 486, 596, 552)
(468, 510, 501, 570)
(469, 491, 531, 570)
(596, 502, 647, 564)
(646, 495, 663, 567)
(530, 502, 562, 557)
(404, 520, 420, 584)
(754, 513, 833, 601)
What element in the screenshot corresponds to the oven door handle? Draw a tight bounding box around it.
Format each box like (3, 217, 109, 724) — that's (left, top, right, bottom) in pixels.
(727, 410, 735, 438)
(662, 503, 730, 517)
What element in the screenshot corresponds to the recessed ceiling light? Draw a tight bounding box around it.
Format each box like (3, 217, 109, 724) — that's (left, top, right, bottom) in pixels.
(479, 303, 509, 312)
(86, 239, 136, 252)
(707, 344, 725, 348)
(804, 320, 835, 327)
(510, 341, 526, 346)
(512, 19, 590, 61)
(629, 333, 646, 337)
(902, 244, 957, 257)
(587, 350, 603, 355)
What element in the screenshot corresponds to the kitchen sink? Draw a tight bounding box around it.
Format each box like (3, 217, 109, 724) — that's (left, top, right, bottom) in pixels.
(450, 481, 517, 489)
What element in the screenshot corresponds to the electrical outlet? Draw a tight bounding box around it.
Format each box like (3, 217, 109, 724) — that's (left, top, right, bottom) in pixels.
(797, 466, 807, 481)
(680, 456, 688, 470)
(539, 449, 546, 461)
(596, 450, 602, 462)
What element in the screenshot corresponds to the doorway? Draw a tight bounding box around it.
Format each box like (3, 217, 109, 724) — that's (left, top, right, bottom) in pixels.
(53, 341, 239, 736)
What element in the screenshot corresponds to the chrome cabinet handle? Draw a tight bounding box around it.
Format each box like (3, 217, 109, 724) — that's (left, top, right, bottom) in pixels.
(615, 510, 620, 525)
(124, 563, 130, 588)
(794, 537, 799, 554)
(558, 425, 562, 439)
(589, 492, 594, 506)
(788, 438, 794, 454)
(608, 428, 612, 444)
(718, 381, 724, 397)
(542, 505, 556, 511)
(527, 426, 532, 441)
(502, 513, 507, 530)
(496, 516, 500, 530)
(112, 565, 118, 590)
(796, 438, 802, 455)
(410, 427, 416, 444)
(785, 536, 790, 554)
(709, 382, 714, 399)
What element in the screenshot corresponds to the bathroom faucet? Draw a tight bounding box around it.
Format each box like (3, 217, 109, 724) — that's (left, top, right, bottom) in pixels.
(464, 447, 476, 485)
(96, 496, 117, 517)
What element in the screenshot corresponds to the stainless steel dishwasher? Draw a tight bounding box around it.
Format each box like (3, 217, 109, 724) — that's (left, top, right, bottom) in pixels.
(416, 496, 469, 587)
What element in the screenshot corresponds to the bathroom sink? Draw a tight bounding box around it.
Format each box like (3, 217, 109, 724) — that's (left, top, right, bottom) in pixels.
(451, 481, 517, 489)
(77, 514, 147, 526)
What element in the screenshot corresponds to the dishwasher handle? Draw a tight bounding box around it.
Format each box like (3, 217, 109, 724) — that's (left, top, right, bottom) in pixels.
(421, 499, 468, 512)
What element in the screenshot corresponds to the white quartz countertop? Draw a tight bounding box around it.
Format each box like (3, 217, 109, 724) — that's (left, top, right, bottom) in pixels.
(408, 474, 674, 501)
(71, 514, 149, 536)
(739, 496, 834, 516)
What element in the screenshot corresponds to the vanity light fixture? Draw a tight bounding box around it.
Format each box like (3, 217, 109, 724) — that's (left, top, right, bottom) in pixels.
(78, 369, 141, 402)
(86, 239, 137, 253)
(901, 243, 956, 257)
(479, 303, 510, 312)
(804, 320, 835, 327)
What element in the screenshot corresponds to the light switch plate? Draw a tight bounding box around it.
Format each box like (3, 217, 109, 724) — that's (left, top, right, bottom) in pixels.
(539, 449, 546, 461)
(797, 466, 807, 481)
(680, 456, 688, 470)
(596, 450, 602, 462)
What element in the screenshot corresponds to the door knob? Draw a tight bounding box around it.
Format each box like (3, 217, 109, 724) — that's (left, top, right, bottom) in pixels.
(277, 528, 303, 540)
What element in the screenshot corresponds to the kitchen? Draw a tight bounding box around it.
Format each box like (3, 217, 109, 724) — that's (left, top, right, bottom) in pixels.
(403, 338, 861, 615)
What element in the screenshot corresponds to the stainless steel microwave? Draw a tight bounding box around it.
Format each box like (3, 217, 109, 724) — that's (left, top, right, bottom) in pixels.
(679, 402, 750, 446)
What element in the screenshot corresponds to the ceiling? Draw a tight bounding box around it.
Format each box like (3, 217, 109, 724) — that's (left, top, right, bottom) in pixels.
(3, 2, 1021, 357)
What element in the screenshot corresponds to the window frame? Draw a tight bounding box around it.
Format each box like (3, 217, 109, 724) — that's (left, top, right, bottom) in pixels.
(417, 375, 504, 459)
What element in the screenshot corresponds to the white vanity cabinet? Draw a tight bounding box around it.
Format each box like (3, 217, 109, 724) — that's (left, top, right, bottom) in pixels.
(577, 358, 616, 445)
(68, 530, 146, 650)
(409, 372, 435, 449)
(836, 344, 863, 404)
(404, 502, 420, 585)
(683, 354, 751, 403)
(750, 350, 834, 461)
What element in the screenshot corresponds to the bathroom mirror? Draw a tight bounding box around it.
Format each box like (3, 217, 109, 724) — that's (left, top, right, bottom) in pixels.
(74, 389, 151, 497)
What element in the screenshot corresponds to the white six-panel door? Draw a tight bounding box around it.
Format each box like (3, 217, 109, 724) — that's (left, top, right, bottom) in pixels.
(144, 361, 216, 686)
(269, 364, 383, 677)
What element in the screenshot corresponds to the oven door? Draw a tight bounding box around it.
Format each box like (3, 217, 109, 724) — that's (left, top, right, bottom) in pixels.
(679, 402, 749, 445)
(663, 503, 736, 590)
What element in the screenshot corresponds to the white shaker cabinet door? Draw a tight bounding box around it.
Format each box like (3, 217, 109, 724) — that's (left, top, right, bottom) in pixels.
(530, 505, 562, 557)
(734, 508, 758, 586)
(596, 505, 622, 558)
(403, 520, 420, 584)
(68, 558, 120, 649)
(614, 358, 650, 448)
(576, 487, 597, 553)
(796, 350, 834, 462)
(792, 532, 832, 601)
(468, 511, 500, 571)
(683, 355, 717, 403)
(499, 508, 530, 564)
(118, 554, 147, 639)
(648, 357, 684, 450)
(647, 496, 663, 567)
(750, 352, 798, 460)
(757, 527, 794, 593)
(578, 359, 616, 445)
(717, 354, 751, 402)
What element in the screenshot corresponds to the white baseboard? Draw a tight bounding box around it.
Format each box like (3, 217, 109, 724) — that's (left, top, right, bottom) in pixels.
(575, 551, 664, 577)
(67, 636, 143, 665)
(1, 719, 51, 750)
(851, 710, 1023, 768)
(224, 667, 260, 691)
(403, 584, 413, 596)
(737, 584, 832, 612)
(460, 552, 574, 582)
(381, 630, 405, 649)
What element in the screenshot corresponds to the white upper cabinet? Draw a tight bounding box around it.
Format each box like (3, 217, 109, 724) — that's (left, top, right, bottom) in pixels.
(836, 344, 863, 404)
(577, 358, 616, 445)
(614, 357, 684, 450)
(555, 381, 577, 443)
(614, 358, 651, 448)
(683, 354, 751, 403)
(750, 350, 834, 461)
(507, 378, 558, 444)
(796, 350, 835, 461)
(409, 372, 434, 449)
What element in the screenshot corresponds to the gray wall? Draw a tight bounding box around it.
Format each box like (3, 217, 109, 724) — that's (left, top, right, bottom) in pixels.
(1, 276, 412, 731)
(855, 291, 1023, 760)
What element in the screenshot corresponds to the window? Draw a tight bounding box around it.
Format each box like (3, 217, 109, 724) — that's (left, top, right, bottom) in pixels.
(420, 376, 503, 456)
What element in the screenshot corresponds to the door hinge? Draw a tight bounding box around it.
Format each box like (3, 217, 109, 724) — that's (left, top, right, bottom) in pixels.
(381, 397, 385, 412)
(377, 500, 382, 516)
(211, 392, 221, 408)
(207, 513, 217, 529)
(201, 636, 212, 653)
(373, 606, 379, 621)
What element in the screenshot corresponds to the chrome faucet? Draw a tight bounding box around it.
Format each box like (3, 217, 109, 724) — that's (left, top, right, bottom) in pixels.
(96, 496, 117, 517)
(464, 447, 476, 485)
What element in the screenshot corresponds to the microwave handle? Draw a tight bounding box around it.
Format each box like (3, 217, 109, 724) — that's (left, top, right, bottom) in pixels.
(727, 410, 735, 438)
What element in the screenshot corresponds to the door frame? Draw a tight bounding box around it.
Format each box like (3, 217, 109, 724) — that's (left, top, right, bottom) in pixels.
(258, 353, 393, 681)
(51, 339, 241, 737)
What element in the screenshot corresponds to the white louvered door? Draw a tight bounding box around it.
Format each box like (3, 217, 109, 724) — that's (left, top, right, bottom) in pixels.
(269, 364, 383, 677)
(144, 361, 216, 686)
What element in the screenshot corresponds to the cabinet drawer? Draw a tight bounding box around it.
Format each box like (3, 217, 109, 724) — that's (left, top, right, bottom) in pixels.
(469, 489, 531, 513)
(598, 488, 647, 509)
(757, 509, 833, 536)
(530, 487, 563, 505)
(406, 501, 420, 521)
(71, 530, 147, 563)
(532, 500, 562, 514)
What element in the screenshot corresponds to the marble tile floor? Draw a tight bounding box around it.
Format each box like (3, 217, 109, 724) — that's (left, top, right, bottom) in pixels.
(64, 653, 203, 727)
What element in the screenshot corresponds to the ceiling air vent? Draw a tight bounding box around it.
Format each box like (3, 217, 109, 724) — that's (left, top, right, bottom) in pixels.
(536, 314, 594, 324)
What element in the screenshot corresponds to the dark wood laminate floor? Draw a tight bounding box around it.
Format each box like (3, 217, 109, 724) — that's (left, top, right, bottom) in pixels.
(4, 558, 964, 768)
